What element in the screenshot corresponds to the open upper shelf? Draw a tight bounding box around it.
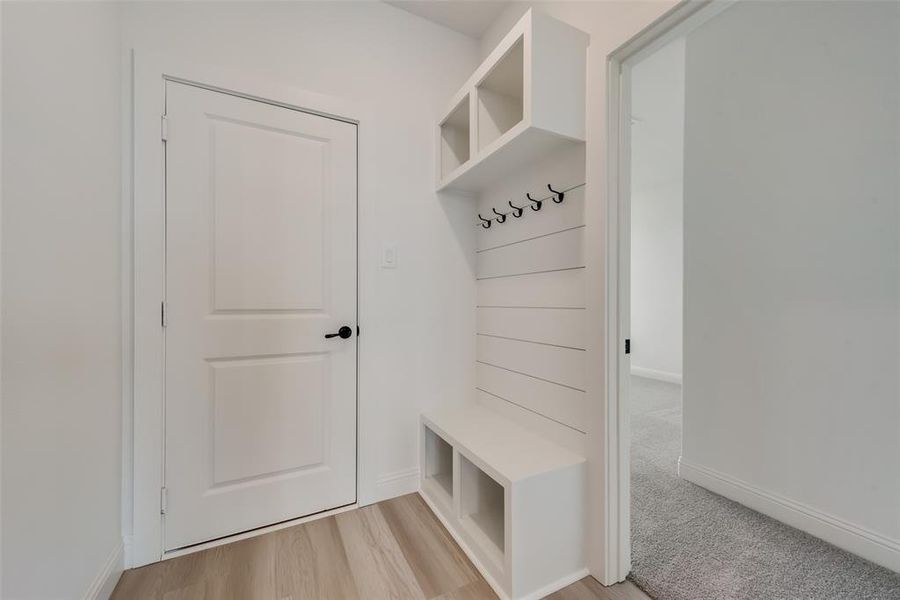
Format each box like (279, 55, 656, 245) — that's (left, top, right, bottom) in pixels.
(435, 10, 589, 194)
(439, 95, 471, 181)
(477, 37, 524, 151)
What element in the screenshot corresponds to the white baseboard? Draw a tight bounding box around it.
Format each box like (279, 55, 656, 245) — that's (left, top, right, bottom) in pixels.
(678, 457, 900, 573)
(82, 540, 124, 600)
(373, 468, 420, 502)
(419, 490, 587, 600)
(520, 568, 589, 600)
(122, 535, 134, 570)
(630, 366, 682, 384)
(419, 490, 511, 600)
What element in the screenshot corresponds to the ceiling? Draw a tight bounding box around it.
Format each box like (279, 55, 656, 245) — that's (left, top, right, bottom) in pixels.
(384, 1, 511, 38)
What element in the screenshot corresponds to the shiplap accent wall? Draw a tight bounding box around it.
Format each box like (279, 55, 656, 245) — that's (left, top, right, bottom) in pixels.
(475, 145, 587, 454)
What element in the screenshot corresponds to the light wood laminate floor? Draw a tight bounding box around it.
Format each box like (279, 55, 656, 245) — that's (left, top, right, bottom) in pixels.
(112, 493, 649, 600)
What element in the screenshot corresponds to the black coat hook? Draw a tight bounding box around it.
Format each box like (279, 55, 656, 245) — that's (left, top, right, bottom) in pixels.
(492, 207, 507, 224)
(548, 184, 565, 203)
(527, 193, 542, 211)
(507, 200, 524, 218)
(478, 213, 492, 229)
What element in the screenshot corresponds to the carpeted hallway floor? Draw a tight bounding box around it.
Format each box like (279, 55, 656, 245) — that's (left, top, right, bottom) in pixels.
(628, 375, 900, 600)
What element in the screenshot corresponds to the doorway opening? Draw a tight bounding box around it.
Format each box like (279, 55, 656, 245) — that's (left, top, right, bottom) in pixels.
(625, 32, 686, 594)
(612, 1, 900, 598)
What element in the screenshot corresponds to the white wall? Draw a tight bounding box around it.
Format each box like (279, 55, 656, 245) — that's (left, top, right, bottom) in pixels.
(629, 38, 684, 383)
(2, 2, 124, 598)
(681, 0, 900, 569)
(475, 145, 587, 454)
(120, 0, 480, 554)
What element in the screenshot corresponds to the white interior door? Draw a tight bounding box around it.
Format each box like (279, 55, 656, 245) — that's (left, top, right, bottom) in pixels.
(163, 81, 357, 551)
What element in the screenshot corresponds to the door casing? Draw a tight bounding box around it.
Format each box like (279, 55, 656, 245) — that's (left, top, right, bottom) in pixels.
(128, 52, 378, 568)
(597, 0, 737, 584)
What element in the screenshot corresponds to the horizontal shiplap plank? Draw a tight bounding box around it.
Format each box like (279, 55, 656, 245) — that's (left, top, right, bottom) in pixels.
(477, 268, 584, 308)
(476, 187, 585, 251)
(477, 307, 585, 349)
(477, 389, 586, 455)
(476, 362, 587, 432)
(477, 335, 585, 390)
(477, 227, 583, 280)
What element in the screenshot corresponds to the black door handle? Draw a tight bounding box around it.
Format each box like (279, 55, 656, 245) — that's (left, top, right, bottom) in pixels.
(325, 325, 353, 340)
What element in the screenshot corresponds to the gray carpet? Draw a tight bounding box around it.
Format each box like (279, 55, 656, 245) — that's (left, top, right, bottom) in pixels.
(627, 375, 900, 600)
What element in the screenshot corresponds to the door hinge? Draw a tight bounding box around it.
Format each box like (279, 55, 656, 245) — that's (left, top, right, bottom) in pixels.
(625, 339, 631, 354)
(161, 301, 167, 328)
(161, 115, 169, 142)
(160, 487, 168, 515)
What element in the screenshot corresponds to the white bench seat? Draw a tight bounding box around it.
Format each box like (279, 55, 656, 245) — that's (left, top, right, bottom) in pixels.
(420, 405, 587, 600)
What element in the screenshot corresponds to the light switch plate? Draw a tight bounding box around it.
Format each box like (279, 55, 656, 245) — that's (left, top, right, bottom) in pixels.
(381, 244, 397, 269)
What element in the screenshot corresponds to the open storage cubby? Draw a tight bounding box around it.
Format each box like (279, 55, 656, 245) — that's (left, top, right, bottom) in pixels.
(435, 9, 589, 193)
(460, 454, 505, 558)
(424, 425, 454, 499)
(439, 94, 471, 180)
(477, 37, 524, 151)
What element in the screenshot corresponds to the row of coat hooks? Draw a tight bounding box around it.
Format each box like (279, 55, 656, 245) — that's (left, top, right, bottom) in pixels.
(476, 182, 586, 229)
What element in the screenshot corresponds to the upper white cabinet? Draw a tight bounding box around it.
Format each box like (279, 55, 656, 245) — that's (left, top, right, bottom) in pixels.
(436, 10, 589, 193)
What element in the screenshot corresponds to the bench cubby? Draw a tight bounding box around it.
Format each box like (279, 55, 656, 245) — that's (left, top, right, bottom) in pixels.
(419, 405, 586, 600)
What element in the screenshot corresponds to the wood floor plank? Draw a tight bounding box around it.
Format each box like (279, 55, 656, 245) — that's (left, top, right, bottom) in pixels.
(433, 579, 498, 600)
(112, 563, 164, 600)
(335, 503, 427, 599)
(204, 534, 277, 600)
(273, 516, 360, 600)
(380, 494, 482, 598)
(545, 577, 651, 600)
(160, 545, 220, 600)
(111, 500, 646, 600)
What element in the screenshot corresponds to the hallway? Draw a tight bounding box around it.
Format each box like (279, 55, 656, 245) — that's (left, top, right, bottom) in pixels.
(629, 376, 900, 599)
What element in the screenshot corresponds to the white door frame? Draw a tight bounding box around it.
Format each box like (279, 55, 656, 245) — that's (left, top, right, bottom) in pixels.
(128, 52, 377, 568)
(599, 0, 735, 583)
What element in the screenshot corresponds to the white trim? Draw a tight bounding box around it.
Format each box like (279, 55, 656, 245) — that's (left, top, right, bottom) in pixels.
(129, 51, 378, 567)
(518, 569, 590, 600)
(600, 0, 736, 584)
(678, 458, 900, 573)
(374, 468, 420, 501)
(82, 541, 124, 600)
(630, 366, 682, 385)
(420, 490, 586, 600)
(162, 503, 358, 561)
(419, 490, 510, 600)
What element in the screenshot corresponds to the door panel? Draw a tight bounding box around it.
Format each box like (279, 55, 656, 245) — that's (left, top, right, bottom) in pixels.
(164, 81, 357, 551)
(210, 116, 326, 312)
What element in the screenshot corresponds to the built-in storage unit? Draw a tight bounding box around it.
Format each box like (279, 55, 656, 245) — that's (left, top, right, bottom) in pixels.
(477, 38, 524, 151)
(422, 424, 454, 518)
(434, 10, 589, 193)
(439, 95, 471, 181)
(420, 406, 586, 600)
(423, 8, 590, 600)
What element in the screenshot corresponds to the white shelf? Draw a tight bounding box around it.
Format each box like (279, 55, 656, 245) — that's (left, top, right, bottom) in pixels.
(477, 37, 524, 152)
(435, 9, 588, 194)
(423, 424, 454, 517)
(460, 452, 505, 559)
(439, 95, 471, 181)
